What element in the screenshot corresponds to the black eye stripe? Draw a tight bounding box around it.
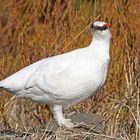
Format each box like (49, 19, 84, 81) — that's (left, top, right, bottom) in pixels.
(91, 25, 108, 31)
(101, 26, 108, 30)
(94, 26, 108, 31)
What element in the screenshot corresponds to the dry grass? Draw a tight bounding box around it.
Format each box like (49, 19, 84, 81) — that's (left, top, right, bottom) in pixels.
(0, 0, 139, 139)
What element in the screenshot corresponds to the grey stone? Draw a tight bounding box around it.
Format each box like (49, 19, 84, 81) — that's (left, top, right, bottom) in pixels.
(45, 112, 104, 132)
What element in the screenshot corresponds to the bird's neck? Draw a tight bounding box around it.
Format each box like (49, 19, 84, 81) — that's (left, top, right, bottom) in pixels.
(89, 38, 110, 59)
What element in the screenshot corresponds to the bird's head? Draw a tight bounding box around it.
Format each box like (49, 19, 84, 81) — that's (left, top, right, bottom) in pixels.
(90, 21, 111, 41)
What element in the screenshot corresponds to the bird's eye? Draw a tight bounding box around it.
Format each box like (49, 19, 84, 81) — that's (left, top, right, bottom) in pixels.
(102, 26, 108, 30)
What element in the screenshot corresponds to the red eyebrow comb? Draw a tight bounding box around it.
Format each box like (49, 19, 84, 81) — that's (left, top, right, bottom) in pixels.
(103, 23, 109, 27)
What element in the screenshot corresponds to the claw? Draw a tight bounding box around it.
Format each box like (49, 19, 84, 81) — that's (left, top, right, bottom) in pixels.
(63, 119, 75, 128)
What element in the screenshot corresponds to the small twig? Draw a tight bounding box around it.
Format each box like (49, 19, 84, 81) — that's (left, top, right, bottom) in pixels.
(0, 130, 32, 137)
(124, 104, 140, 130)
(40, 120, 53, 140)
(0, 95, 16, 123)
(80, 131, 118, 140)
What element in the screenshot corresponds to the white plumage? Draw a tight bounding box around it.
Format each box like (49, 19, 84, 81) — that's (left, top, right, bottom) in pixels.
(0, 21, 111, 128)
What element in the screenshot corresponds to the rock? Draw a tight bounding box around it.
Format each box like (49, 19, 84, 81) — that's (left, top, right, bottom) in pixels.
(45, 112, 104, 132)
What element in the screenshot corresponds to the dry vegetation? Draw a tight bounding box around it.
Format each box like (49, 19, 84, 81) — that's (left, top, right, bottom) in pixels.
(0, 0, 139, 139)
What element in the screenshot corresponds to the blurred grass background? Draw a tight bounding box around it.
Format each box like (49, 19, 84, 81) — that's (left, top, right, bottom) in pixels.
(0, 0, 139, 139)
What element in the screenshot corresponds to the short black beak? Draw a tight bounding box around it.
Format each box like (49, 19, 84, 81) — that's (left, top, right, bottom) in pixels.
(90, 23, 95, 30)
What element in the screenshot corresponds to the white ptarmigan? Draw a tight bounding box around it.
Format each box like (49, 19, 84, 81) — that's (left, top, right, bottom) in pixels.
(0, 21, 111, 128)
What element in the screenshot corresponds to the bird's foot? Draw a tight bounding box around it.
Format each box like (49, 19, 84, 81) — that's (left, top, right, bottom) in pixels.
(53, 105, 75, 128)
(58, 118, 75, 128)
(63, 118, 75, 128)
